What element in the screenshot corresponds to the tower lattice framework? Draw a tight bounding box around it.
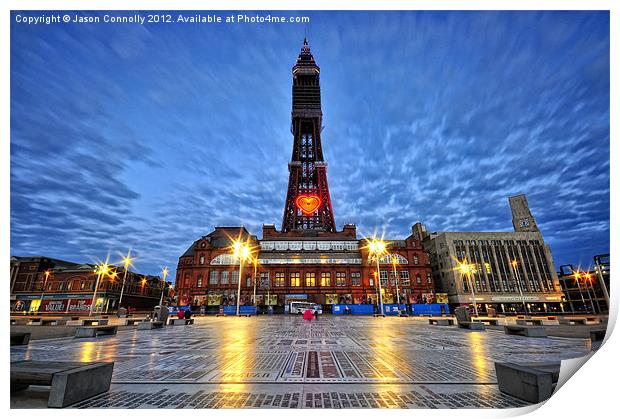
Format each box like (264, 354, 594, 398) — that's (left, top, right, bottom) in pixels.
(282, 39, 336, 233)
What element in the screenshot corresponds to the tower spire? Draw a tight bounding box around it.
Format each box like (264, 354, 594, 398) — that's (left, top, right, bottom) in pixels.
(282, 41, 336, 233)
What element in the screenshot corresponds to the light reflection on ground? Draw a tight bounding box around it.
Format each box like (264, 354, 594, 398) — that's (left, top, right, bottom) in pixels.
(11, 316, 592, 408)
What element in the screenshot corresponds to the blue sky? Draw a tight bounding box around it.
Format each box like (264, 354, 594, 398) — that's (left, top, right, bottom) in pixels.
(10, 11, 609, 279)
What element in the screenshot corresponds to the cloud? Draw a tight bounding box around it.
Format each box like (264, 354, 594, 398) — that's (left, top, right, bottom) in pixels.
(10, 11, 609, 279)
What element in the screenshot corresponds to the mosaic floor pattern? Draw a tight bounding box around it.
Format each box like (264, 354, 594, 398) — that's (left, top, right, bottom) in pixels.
(11, 316, 593, 408)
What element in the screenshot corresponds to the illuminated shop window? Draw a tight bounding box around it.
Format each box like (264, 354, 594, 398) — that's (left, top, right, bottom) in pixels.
(291, 272, 300, 287)
(321, 272, 331, 286)
(275, 272, 285, 287)
(336, 272, 346, 286)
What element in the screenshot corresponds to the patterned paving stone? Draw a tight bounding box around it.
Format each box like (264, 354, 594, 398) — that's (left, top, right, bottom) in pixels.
(10, 316, 592, 408)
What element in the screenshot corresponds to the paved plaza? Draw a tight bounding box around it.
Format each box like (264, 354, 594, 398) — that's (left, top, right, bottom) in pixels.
(10, 316, 594, 409)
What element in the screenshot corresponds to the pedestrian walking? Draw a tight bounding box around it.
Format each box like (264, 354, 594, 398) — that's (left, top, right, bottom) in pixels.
(177, 307, 185, 320)
(184, 307, 192, 320)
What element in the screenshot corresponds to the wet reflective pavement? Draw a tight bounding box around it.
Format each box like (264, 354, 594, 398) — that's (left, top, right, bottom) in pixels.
(10, 316, 593, 408)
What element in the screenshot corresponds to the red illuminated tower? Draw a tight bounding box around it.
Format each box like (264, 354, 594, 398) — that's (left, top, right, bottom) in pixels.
(281, 38, 336, 232)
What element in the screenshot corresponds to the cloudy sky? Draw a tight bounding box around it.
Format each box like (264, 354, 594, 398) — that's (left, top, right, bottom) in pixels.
(10, 11, 609, 279)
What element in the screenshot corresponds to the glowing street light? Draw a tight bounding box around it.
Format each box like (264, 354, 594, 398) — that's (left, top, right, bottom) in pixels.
(366, 237, 388, 316)
(159, 267, 169, 306)
(391, 256, 401, 312)
(90, 259, 110, 316)
(231, 238, 252, 316)
(457, 260, 478, 316)
(118, 250, 135, 310)
(511, 260, 528, 315)
(572, 269, 588, 313)
(37, 269, 52, 313)
(252, 257, 259, 311)
(583, 272, 599, 314)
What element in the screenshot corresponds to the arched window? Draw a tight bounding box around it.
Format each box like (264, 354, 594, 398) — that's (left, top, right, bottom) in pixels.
(379, 253, 408, 265)
(210, 254, 237, 265)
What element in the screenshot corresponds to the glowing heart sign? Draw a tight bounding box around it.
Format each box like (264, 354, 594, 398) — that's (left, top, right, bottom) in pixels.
(295, 194, 321, 215)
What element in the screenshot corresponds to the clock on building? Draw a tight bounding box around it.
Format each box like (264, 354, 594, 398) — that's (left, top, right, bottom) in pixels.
(519, 218, 530, 228)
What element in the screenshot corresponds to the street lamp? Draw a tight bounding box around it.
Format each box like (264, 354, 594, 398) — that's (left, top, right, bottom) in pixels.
(37, 269, 52, 313)
(159, 267, 169, 306)
(90, 260, 110, 316)
(367, 237, 388, 316)
(118, 250, 135, 310)
(583, 272, 599, 314)
(391, 256, 401, 312)
(572, 269, 588, 313)
(231, 239, 252, 316)
(457, 260, 478, 316)
(511, 260, 528, 315)
(252, 257, 258, 311)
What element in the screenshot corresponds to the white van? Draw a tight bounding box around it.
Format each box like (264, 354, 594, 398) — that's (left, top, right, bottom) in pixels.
(289, 301, 322, 315)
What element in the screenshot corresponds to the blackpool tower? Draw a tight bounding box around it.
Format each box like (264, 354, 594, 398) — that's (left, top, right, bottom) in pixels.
(281, 38, 336, 233)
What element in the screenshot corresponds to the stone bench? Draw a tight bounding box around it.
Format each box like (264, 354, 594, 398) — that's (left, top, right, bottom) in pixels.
(124, 318, 146, 326)
(26, 317, 42, 325)
(11, 360, 114, 408)
(495, 362, 560, 403)
(75, 325, 118, 338)
(458, 321, 486, 330)
(372, 314, 386, 318)
(137, 321, 164, 330)
(535, 318, 559, 326)
(10, 318, 29, 325)
(11, 332, 31, 346)
(504, 325, 547, 337)
(85, 319, 108, 326)
(29, 319, 67, 326)
(473, 317, 499, 326)
(590, 328, 607, 343)
(428, 318, 454, 326)
(168, 318, 195, 326)
(562, 317, 600, 325)
(517, 318, 559, 326)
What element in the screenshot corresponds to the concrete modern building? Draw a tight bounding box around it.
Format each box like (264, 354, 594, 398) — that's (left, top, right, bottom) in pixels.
(421, 194, 564, 314)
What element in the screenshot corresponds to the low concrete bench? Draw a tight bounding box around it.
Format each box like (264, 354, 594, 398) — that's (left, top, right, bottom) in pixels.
(372, 314, 386, 318)
(473, 317, 499, 326)
(458, 321, 486, 330)
(29, 319, 67, 326)
(563, 317, 600, 325)
(11, 360, 114, 408)
(532, 318, 560, 326)
(429, 318, 454, 326)
(590, 328, 607, 343)
(168, 318, 195, 326)
(124, 318, 145, 326)
(504, 325, 547, 337)
(75, 325, 118, 338)
(454, 307, 485, 330)
(495, 362, 560, 403)
(10, 318, 29, 326)
(11, 332, 31, 346)
(137, 321, 164, 330)
(81, 319, 108, 326)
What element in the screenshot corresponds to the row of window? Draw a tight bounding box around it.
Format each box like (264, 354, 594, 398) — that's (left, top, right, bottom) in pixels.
(195, 270, 430, 288)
